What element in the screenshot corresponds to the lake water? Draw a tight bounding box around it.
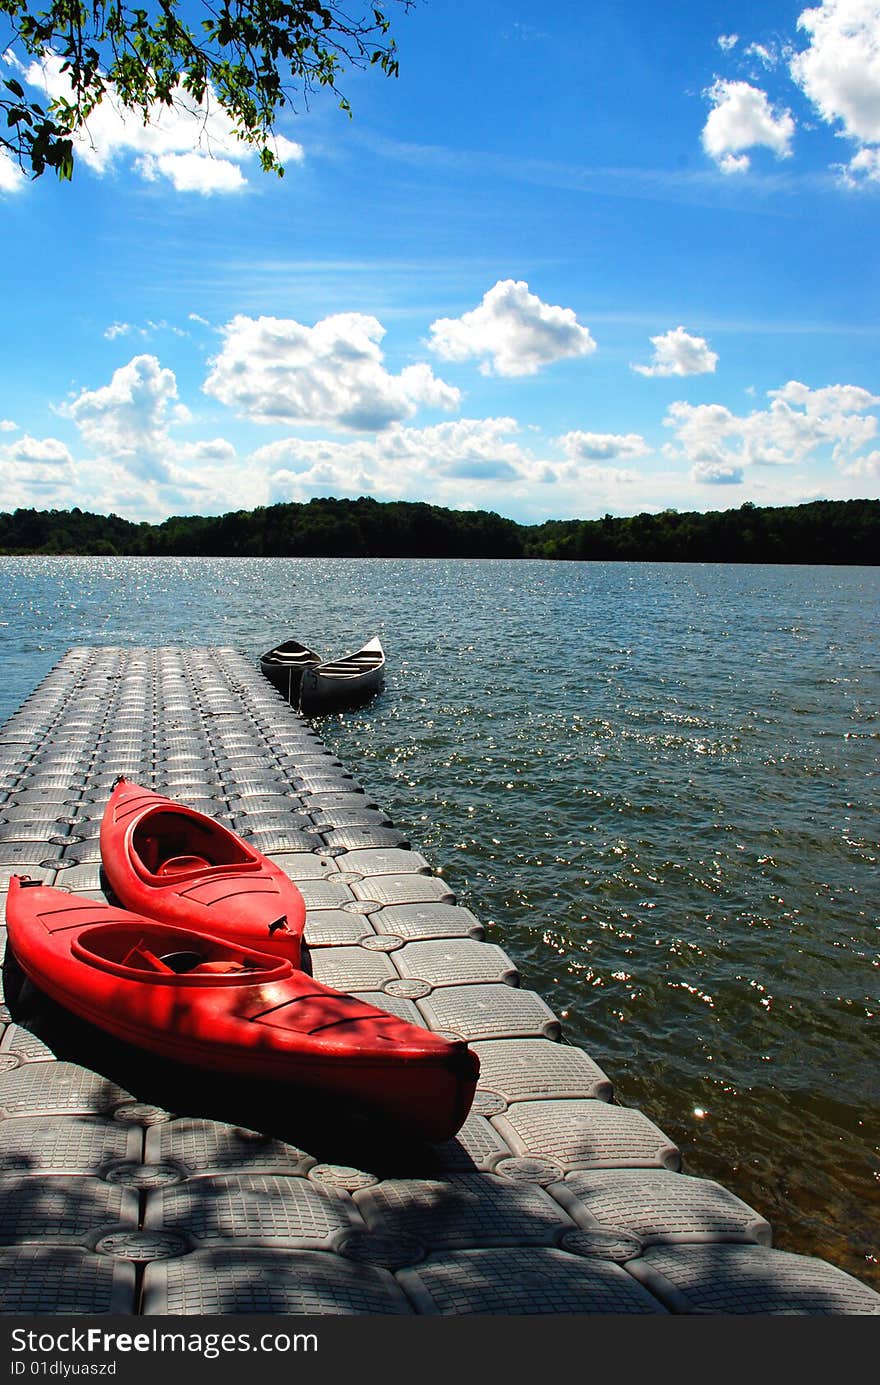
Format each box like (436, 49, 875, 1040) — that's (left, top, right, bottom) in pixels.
(1, 554, 877, 1288)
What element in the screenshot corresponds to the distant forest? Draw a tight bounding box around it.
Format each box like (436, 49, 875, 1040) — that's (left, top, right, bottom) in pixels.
(0, 496, 877, 564)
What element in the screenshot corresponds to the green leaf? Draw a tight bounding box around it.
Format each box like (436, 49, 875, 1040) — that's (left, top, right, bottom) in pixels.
(1, 0, 411, 179)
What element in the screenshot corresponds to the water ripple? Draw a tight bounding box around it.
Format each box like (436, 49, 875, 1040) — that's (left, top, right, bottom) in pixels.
(1, 554, 878, 1287)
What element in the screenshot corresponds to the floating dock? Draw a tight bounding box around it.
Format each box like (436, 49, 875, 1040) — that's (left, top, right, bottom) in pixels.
(0, 646, 877, 1316)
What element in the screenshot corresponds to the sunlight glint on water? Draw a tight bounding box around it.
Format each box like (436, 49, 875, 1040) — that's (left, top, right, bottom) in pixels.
(1, 554, 877, 1287)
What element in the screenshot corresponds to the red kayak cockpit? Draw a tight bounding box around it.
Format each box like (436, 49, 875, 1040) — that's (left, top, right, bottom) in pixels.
(71, 921, 291, 986)
(129, 807, 260, 884)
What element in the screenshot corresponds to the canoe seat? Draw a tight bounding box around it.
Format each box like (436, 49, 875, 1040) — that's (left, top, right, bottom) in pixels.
(156, 854, 211, 876)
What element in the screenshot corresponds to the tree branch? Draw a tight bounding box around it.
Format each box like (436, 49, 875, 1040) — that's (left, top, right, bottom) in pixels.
(0, 0, 413, 178)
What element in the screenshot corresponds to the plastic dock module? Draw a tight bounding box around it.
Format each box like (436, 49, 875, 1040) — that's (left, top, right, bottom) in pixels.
(0, 646, 878, 1317)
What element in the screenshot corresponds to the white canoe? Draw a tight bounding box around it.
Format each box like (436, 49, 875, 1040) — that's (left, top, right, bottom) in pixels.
(299, 637, 386, 713)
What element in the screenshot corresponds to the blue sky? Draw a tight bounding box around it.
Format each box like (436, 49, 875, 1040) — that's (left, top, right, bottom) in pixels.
(1, 0, 879, 525)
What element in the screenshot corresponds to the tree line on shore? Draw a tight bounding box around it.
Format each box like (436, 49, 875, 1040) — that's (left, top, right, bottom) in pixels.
(0, 496, 877, 564)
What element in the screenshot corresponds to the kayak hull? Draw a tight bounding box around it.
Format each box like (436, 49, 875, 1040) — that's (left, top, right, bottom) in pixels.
(100, 778, 306, 966)
(5, 879, 479, 1143)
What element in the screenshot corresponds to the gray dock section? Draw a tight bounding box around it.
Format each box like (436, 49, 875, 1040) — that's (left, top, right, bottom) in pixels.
(0, 646, 877, 1317)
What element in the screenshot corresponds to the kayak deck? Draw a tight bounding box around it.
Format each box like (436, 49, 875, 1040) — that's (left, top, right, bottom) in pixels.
(0, 646, 877, 1317)
(100, 779, 307, 964)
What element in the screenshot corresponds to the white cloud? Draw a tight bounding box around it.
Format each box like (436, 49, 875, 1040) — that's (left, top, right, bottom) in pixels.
(204, 313, 460, 431)
(632, 326, 719, 378)
(791, 1, 880, 145)
(59, 354, 237, 515)
(253, 416, 645, 516)
(839, 144, 880, 180)
(0, 426, 218, 515)
(0, 419, 18, 432)
(744, 42, 781, 69)
(272, 136, 305, 166)
(558, 430, 650, 461)
(691, 461, 746, 485)
(0, 149, 26, 194)
(103, 318, 189, 343)
(706, 4, 880, 186)
(176, 438, 238, 466)
(19, 54, 303, 193)
(839, 449, 880, 477)
(551, 462, 641, 491)
(137, 151, 246, 194)
(665, 380, 879, 475)
(702, 79, 796, 171)
(551, 459, 640, 493)
(253, 417, 539, 497)
(0, 434, 74, 467)
(0, 434, 77, 505)
(64, 355, 185, 482)
(427, 279, 597, 377)
(718, 34, 740, 51)
(770, 379, 880, 416)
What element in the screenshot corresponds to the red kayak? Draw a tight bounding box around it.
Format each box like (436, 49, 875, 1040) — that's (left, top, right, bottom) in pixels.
(5, 879, 479, 1143)
(100, 778, 306, 966)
